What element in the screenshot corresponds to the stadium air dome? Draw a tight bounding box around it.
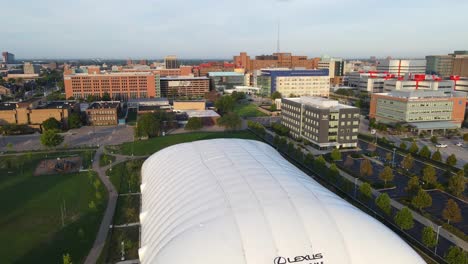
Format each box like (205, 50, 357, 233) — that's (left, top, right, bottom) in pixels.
(139, 139, 425, 264)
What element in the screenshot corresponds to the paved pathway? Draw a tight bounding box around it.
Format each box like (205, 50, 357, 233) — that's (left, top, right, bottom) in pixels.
(84, 147, 119, 264)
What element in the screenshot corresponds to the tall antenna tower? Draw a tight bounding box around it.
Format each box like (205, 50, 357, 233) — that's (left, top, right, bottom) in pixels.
(276, 19, 281, 53)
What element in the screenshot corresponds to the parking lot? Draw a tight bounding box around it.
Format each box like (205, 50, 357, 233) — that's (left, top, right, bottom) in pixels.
(0, 125, 134, 152)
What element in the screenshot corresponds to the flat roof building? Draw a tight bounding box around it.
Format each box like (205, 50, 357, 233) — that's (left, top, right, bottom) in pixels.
(377, 59, 426, 76)
(383, 74, 454, 94)
(85, 101, 120, 126)
(207, 71, 245, 91)
(139, 139, 424, 264)
(346, 72, 389, 93)
(233, 52, 320, 73)
(64, 72, 158, 100)
(2, 52, 15, 64)
(257, 69, 330, 97)
(370, 91, 466, 132)
(160, 76, 210, 98)
(282, 97, 360, 149)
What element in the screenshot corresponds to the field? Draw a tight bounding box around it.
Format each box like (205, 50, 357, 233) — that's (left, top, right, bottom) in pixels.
(109, 131, 261, 156)
(0, 151, 106, 264)
(233, 103, 267, 117)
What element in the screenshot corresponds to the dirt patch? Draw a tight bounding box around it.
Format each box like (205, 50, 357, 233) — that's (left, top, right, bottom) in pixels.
(34, 156, 82, 176)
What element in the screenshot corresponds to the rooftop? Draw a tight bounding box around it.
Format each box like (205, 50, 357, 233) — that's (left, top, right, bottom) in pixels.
(66, 72, 153, 77)
(184, 110, 220, 118)
(36, 101, 75, 109)
(207, 72, 244, 77)
(285, 96, 356, 110)
(408, 121, 461, 130)
(378, 90, 464, 99)
(160, 76, 209, 80)
(88, 101, 120, 109)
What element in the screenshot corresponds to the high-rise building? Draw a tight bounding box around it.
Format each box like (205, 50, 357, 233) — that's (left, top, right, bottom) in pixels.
(2, 52, 15, 64)
(425, 55, 454, 77)
(452, 55, 468, 77)
(23, 62, 41, 74)
(64, 72, 158, 99)
(233, 52, 320, 72)
(165, 55, 180, 69)
(370, 90, 466, 132)
(257, 69, 330, 97)
(377, 59, 426, 76)
(207, 72, 245, 91)
(281, 96, 360, 149)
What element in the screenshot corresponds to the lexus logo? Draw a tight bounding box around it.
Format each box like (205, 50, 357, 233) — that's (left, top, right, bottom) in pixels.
(274, 253, 323, 264)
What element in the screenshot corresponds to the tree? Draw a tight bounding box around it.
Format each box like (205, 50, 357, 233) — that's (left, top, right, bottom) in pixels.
(101, 92, 111, 101)
(400, 142, 407, 150)
(442, 199, 462, 224)
(313, 155, 326, 170)
(369, 118, 376, 129)
(230, 91, 246, 102)
(446, 154, 457, 166)
(379, 166, 394, 186)
(432, 150, 442, 162)
(464, 164, 468, 177)
(464, 133, 468, 142)
(422, 165, 437, 186)
(421, 226, 437, 248)
(63, 253, 72, 264)
(271, 123, 290, 136)
(418, 146, 431, 158)
(217, 112, 241, 131)
(406, 176, 421, 196)
(385, 152, 392, 163)
(185, 117, 203, 130)
(401, 154, 414, 171)
(359, 182, 372, 200)
(394, 207, 414, 230)
(330, 148, 342, 161)
(448, 170, 466, 196)
(42, 117, 61, 131)
(68, 113, 82, 129)
(40, 129, 64, 148)
(215, 95, 234, 115)
(411, 189, 432, 211)
(86, 94, 97, 103)
(408, 142, 419, 154)
(271, 91, 282, 100)
(269, 104, 277, 112)
(136, 113, 160, 138)
(445, 246, 468, 264)
(430, 136, 438, 144)
(327, 163, 340, 181)
(360, 159, 373, 178)
(375, 193, 392, 215)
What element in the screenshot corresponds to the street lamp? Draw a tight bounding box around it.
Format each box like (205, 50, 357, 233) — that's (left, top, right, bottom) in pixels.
(354, 177, 358, 198)
(392, 148, 396, 167)
(434, 225, 442, 255)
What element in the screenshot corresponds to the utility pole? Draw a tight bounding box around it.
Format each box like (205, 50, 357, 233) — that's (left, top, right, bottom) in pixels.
(434, 225, 441, 255)
(392, 148, 396, 167)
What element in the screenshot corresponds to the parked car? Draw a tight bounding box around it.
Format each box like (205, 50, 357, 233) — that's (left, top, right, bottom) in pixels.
(456, 142, 463, 147)
(436, 144, 448, 148)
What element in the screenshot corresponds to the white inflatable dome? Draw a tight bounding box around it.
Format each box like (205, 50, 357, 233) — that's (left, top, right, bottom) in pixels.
(139, 139, 424, 264)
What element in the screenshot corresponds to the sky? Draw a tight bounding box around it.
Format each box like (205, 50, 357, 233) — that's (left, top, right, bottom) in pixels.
(1, 0, 468, 59)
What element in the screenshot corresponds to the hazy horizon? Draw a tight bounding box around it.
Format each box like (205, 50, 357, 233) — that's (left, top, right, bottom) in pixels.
(2, 0, 467, 59)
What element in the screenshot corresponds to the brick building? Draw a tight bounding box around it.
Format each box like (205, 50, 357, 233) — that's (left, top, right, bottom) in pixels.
(64, 72, 157, 100)
(85, 101, 120, 126)
(234, 52, 320, 73)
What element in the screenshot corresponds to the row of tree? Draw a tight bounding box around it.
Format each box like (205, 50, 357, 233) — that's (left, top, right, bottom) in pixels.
(400, 141, 458, 166)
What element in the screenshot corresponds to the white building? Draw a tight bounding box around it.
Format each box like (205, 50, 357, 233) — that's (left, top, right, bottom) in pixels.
(318, 57, 344, 78)
(377, 59, 426, 76)
(384, 76, 454, 94)
(139, 139, 426, 264)
(346, 72, 388, 93)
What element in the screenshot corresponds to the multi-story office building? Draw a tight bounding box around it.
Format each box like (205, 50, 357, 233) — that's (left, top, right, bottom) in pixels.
(164, 55, 180, 69)
(318, 57, 344, 81)
(23, 62, 41, 74)
(85, 101, 120, 126)
(233, 52, 320, 72)
(195, 62, 235, 76)
(64, 72, 158, 100)
(383, 75, 454, 94)
(207, 72, 245, 91)
(454, 77, 468, 92)
(346, 72, 388, 93)
(160, 76, 210, 98)
(370, 91, 466, 132)
(452, 55, 468, 77)
(257, 69, 330, 97)
(281, 97, 360, 149)
(377, 59, 426, 76)
(426, 55, 454, 77)
(2, 52, 15, 64)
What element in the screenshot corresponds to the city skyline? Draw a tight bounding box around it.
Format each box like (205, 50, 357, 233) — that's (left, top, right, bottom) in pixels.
(2, 0, 467, 59)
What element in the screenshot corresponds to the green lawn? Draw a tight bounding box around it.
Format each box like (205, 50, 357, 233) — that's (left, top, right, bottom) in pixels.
(105, 226, 140, 262)
(0, 151, 106, 264)
(233, 103, 267, 117)
(107, 159, 144, 194)
(113, 131, 261, 156)
(114, 195, 140, 225)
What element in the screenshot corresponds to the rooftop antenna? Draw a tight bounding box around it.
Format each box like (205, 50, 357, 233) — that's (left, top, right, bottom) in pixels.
(276, 19, 281, 53)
